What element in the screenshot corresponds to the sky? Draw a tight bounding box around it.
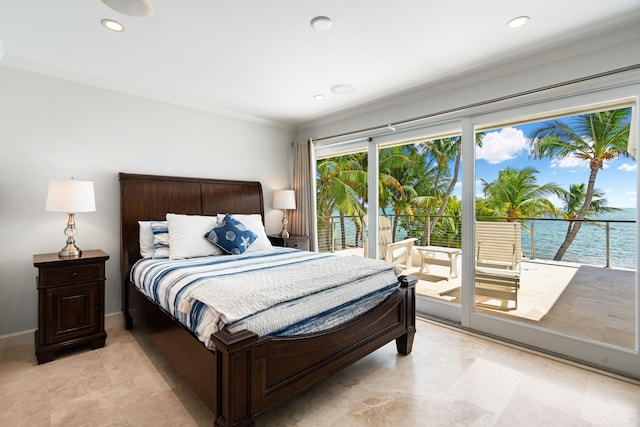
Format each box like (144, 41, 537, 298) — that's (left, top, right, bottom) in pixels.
(468, 122, 637, 209)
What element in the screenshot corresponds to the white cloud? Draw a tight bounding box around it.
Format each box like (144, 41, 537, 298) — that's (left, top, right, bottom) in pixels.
(550, 156, 620, 170)
(619, 191, 637, 207)
(547, 195, 562, 208)
(605, 190, 637, 208)
(476, 127, 528, 164)
(550, 155, 589, 168)
(618, 163, 637, 171)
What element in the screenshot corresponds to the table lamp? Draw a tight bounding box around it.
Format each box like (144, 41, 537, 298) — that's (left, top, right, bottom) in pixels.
(45, 178, 96, 257)
(272, 190, 296, 238)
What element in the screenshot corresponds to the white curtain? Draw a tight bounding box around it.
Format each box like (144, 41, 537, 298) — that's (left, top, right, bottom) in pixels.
(290, 138, 317, 251)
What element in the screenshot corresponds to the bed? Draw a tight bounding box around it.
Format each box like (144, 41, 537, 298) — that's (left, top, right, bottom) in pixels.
(119, 172, 417, 427)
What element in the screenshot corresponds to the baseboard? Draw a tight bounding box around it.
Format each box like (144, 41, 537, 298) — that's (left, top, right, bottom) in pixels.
(0, 328, 34, 351)
(105, 311, 125, 329)
(0, 311, 124, 351)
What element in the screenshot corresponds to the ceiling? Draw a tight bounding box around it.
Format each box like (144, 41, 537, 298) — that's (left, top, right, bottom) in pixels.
(1, 1, 639, 128)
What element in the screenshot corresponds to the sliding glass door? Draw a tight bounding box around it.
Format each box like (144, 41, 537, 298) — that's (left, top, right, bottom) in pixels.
(464, 86, 639, 377)
(316, 150, 369, 257)
(373, 127, 465, 323)
(313, 79, 640, 379)
(314, 122, 466, 322)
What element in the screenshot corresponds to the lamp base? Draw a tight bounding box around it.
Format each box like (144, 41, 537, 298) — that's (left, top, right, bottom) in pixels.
(58, 242, 81, 258)
(281, 212, 290, 238)
(58, 214, 81, 257)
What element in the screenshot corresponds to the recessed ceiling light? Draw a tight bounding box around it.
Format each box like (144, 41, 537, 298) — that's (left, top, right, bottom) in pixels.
(330, 84, 355, 95)
(313, 94, 325, 100)
(101, 19, 125, 32)
(506, 16, 530, 29)
(310, 16, 333, 31)
(101, 0, 153, 17)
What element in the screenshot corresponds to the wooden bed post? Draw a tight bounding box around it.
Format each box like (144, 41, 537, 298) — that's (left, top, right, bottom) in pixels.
(396, 275, 417, 355)
(212, 329, 260, 427)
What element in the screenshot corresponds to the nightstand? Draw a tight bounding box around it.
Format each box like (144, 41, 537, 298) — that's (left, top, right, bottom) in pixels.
(33, 249, 109, 364)
(268, 234, 310, 251)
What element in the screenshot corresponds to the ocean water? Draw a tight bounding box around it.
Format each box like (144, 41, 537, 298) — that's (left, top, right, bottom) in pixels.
(323, 209, 637, 270)
(520, 208, 637, 269)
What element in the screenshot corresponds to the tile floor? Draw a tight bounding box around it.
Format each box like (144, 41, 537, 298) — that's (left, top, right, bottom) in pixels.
(1, 318, 639, 426)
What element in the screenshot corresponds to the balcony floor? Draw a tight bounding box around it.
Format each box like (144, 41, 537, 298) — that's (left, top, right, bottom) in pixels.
(331, 247, 637, 350)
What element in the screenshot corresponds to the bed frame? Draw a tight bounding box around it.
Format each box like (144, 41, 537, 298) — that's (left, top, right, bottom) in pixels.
(119, 172, 416, 426)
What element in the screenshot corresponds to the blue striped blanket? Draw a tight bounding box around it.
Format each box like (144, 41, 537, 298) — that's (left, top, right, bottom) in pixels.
(130, 247, 400, 349)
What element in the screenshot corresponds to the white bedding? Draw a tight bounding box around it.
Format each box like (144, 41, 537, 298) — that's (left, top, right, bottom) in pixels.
(130, 247, 401, 349)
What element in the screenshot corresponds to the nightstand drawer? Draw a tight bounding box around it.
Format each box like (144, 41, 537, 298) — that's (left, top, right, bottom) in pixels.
(268, 234, 310, 251)
(44, 264, 100, 286)
(285, 239, 308, 251)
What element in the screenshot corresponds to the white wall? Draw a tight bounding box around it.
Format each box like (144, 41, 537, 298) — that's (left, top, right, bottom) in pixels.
(0, 66, 295, 337)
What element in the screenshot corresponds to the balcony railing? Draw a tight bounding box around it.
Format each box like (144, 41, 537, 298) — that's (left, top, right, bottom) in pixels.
(317, 214, 637, 269)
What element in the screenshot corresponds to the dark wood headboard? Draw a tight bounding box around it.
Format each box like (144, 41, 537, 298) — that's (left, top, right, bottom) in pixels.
(118, 173, 264, 287)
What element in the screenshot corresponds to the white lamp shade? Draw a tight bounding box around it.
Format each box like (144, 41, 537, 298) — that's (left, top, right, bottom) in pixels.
(45, 179, 96, 213)
(272, 190, 296, 210)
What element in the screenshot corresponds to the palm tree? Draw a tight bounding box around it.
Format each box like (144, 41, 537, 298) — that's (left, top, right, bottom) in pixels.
(481, 166, 565, 222)
(349, 152, 371, 246)
(530, 108, 632, 260)
(421, 137, 459, 238)
(430, 197, 462, 247)
(554, 183, 621, 260)
(426, 133, 484, 236)
(378, 146, 418, 240)
(380, 143, 438, 242)
(316, 154, 367, 250)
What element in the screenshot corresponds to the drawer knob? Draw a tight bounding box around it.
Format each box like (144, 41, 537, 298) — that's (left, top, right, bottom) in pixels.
(71, 271, 78, 277)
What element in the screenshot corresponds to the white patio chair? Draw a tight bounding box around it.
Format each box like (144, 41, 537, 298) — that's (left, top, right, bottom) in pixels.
(474, 221, 522, 310)
(363, 216, 417, 269)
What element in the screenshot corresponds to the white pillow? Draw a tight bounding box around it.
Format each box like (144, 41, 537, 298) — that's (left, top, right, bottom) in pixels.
(138, 221, 155, 258)
(166, 213, 223, 259)
(217, 213, 272, 252)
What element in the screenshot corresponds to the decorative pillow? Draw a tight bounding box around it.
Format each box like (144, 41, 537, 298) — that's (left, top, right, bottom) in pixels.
(138, 221, 155, 258)
(216, 213, 272, 252)
(205, 214, 257, 255)
(166, 213, 223, 259)
(150, 221, 170, 258)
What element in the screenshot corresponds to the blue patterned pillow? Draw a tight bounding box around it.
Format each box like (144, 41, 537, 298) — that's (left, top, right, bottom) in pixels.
(150, 221, 170, 258)
(204, 214, 257, 255)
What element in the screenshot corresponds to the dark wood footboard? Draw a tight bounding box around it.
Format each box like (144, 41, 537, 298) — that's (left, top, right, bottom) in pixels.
(212, 275, 416, 427)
